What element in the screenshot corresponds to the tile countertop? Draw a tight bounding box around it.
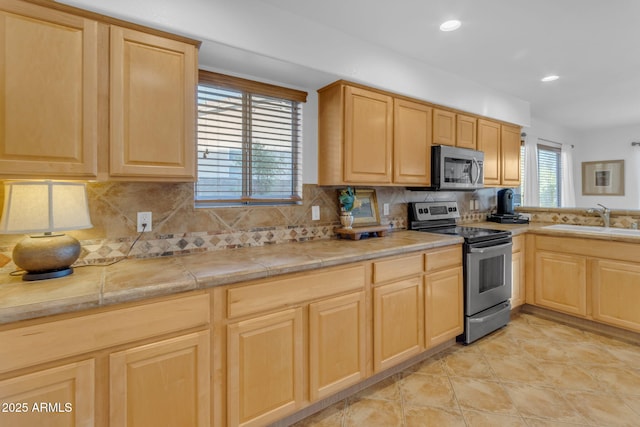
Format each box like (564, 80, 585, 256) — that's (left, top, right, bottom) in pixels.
(0, 230, 462, 325)
(476, 220, 640, 243)
(3, 223, 639, 326)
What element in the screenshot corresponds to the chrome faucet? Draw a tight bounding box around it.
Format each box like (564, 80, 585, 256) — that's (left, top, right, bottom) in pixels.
(587, 203, 611, 228)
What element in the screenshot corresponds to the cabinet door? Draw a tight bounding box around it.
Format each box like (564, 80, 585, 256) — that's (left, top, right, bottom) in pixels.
(501, 124, 521, 186)
(393, 98, 432, 185)
(477, 119, 501, 185)
(0, 1, 98, 178)
(110, 330, 210, 427)
(0, 359, 95, 427)
(511, 237, 526, 308)
(110, 26, 196, 181)
(227, 308, 303, 427)
(534, 251, 587, 316)
(373, 277, 424, 372)
(592, 260, 640, 332)
(432, 108, 455, 146)
(343, 86, 393, 183)
(425, 267, 463, 348)
(456, 114, 477, 149)
(309, 292, 366, 401)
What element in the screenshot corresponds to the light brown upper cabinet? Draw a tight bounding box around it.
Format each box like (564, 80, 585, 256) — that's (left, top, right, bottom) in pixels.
(319, 82, 393, 184)
(110, 27, 197, 181)
(0, 0, 198, 182)
(478, 119, 521, 187)
(500, 124, 522, 187)
(432, 108, 456, 146)
(477, 119, 501, 185)
(0, 0, 99, 179)
(456, 114, 477, 149)
(393, 99, 432, 185)
(319, 80, 520, 187)
(318, 81, 431, 186)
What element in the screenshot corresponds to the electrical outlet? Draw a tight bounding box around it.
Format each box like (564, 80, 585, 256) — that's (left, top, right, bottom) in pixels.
(383, 203, 389, 216)
(137, 211, 152, 232)
(311, 205, 320, 221)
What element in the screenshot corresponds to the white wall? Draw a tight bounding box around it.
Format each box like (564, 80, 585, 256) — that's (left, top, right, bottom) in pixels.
(524, 118, 640, 210)
(573, 124, 640, 209)
(60, 0, 531, 126)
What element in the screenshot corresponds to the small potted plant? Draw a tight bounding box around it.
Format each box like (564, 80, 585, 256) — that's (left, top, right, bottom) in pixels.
(338, 187, 361, 229)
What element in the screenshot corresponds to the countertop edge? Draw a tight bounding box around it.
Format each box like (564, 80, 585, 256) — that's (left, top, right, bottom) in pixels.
(0, 231, 463, 325)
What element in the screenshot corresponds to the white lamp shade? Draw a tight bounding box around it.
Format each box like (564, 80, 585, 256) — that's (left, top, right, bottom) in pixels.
(0, 181, 93, 234)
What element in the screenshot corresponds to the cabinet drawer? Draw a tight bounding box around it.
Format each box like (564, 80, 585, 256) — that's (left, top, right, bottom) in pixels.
(227, 265, 365, 319)
(373, 254, 423, 284)
(512, 234, 524, 252)
(0, 293, 210, 374)
(425, 246, 462, 272)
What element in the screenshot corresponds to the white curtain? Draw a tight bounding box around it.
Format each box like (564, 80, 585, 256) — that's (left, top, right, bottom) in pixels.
(560, 144, 576, 206)
(524, 136, 539, 206)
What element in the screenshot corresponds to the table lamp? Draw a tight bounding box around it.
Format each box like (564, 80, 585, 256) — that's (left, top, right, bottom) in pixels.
(0, 181, 93, 281)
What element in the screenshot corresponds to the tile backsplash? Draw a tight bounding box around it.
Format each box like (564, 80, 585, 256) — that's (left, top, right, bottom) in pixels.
(0, 182, 496, 272)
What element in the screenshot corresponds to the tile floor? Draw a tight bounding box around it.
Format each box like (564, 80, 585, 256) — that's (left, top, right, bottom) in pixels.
(293, 313, 640, 426)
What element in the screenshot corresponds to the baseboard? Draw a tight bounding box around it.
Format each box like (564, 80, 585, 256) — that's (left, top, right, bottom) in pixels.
(268, 339, 455, 427)
(520, 304, 640, 346)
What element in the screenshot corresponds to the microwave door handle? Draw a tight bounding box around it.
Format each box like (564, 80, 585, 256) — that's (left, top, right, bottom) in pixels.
(472, 158, 480, 184)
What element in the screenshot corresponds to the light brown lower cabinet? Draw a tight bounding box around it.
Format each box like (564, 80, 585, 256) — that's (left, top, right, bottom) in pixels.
(0, 292, 210, 427)
(510, 235, 526, 308)
(0, 359, 95, 427)
(110, 331, 210, 427)
(373, 277, 424, 371)
(309, 292, 367, 401)
(592, 259, 640, 331)
(425, 266, 464, 348)
(534, 250, 587, 316)
(227, 308, 304, 427)
(532, 234, 640, 333)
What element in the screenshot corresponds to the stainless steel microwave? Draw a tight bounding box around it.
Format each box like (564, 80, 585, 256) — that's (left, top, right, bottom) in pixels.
(432, 145, 484, 190)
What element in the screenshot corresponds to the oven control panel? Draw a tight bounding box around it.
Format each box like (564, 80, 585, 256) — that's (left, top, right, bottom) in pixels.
(411, 201, 460, 221)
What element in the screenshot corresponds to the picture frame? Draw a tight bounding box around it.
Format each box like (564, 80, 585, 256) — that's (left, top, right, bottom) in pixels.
(348, 188, 380, 226)
(581, 160, 625, 196)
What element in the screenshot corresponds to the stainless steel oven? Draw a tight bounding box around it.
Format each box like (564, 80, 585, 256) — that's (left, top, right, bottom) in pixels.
(463, 236, 512, 344)
(409, 201, 512, 344)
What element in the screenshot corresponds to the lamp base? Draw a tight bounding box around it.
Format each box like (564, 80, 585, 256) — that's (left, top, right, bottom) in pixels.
(13, 234, 81, 281)
(23, 267, 74, 281)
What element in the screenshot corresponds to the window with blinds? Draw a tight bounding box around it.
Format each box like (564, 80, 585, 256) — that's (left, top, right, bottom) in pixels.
(537, 144, 562, 207)
(516, 143, 525, 205)
(196, 71, 307, 205)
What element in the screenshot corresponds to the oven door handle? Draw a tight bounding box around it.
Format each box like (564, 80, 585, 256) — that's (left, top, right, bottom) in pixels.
(468, 242, 512, 253)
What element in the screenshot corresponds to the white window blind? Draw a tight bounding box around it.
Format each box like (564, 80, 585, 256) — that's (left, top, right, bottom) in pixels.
(537, 144, 562, 207)
(196, 71, 306, 205)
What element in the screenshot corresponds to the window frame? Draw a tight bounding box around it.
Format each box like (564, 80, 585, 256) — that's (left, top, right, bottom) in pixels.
(196, 70, 307, 206)
(537, 143, 562, 208)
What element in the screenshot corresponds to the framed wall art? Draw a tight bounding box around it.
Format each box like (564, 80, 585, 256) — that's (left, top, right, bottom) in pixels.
(350, 188, 380, 226)
(581, 160, 624, 196)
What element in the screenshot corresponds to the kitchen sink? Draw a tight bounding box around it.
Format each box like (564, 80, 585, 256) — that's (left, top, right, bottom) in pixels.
(543, 224, 640, 236)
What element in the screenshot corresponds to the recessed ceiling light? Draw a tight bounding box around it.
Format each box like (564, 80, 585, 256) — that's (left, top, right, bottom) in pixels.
(541, 75, 559, 82)
(440, 20, 461, 32)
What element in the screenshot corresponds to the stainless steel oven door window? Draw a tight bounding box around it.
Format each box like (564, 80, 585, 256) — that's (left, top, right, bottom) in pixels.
(465, 239, 512, 316)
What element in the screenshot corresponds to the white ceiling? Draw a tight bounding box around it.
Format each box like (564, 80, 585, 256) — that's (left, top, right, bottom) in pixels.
(258, 0, 640, 132)
(58, 0, 640, 132)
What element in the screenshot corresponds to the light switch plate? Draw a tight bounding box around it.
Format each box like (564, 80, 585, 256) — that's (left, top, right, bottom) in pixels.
(311, 205, 320, 221)
(383, 203, 389, 216)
